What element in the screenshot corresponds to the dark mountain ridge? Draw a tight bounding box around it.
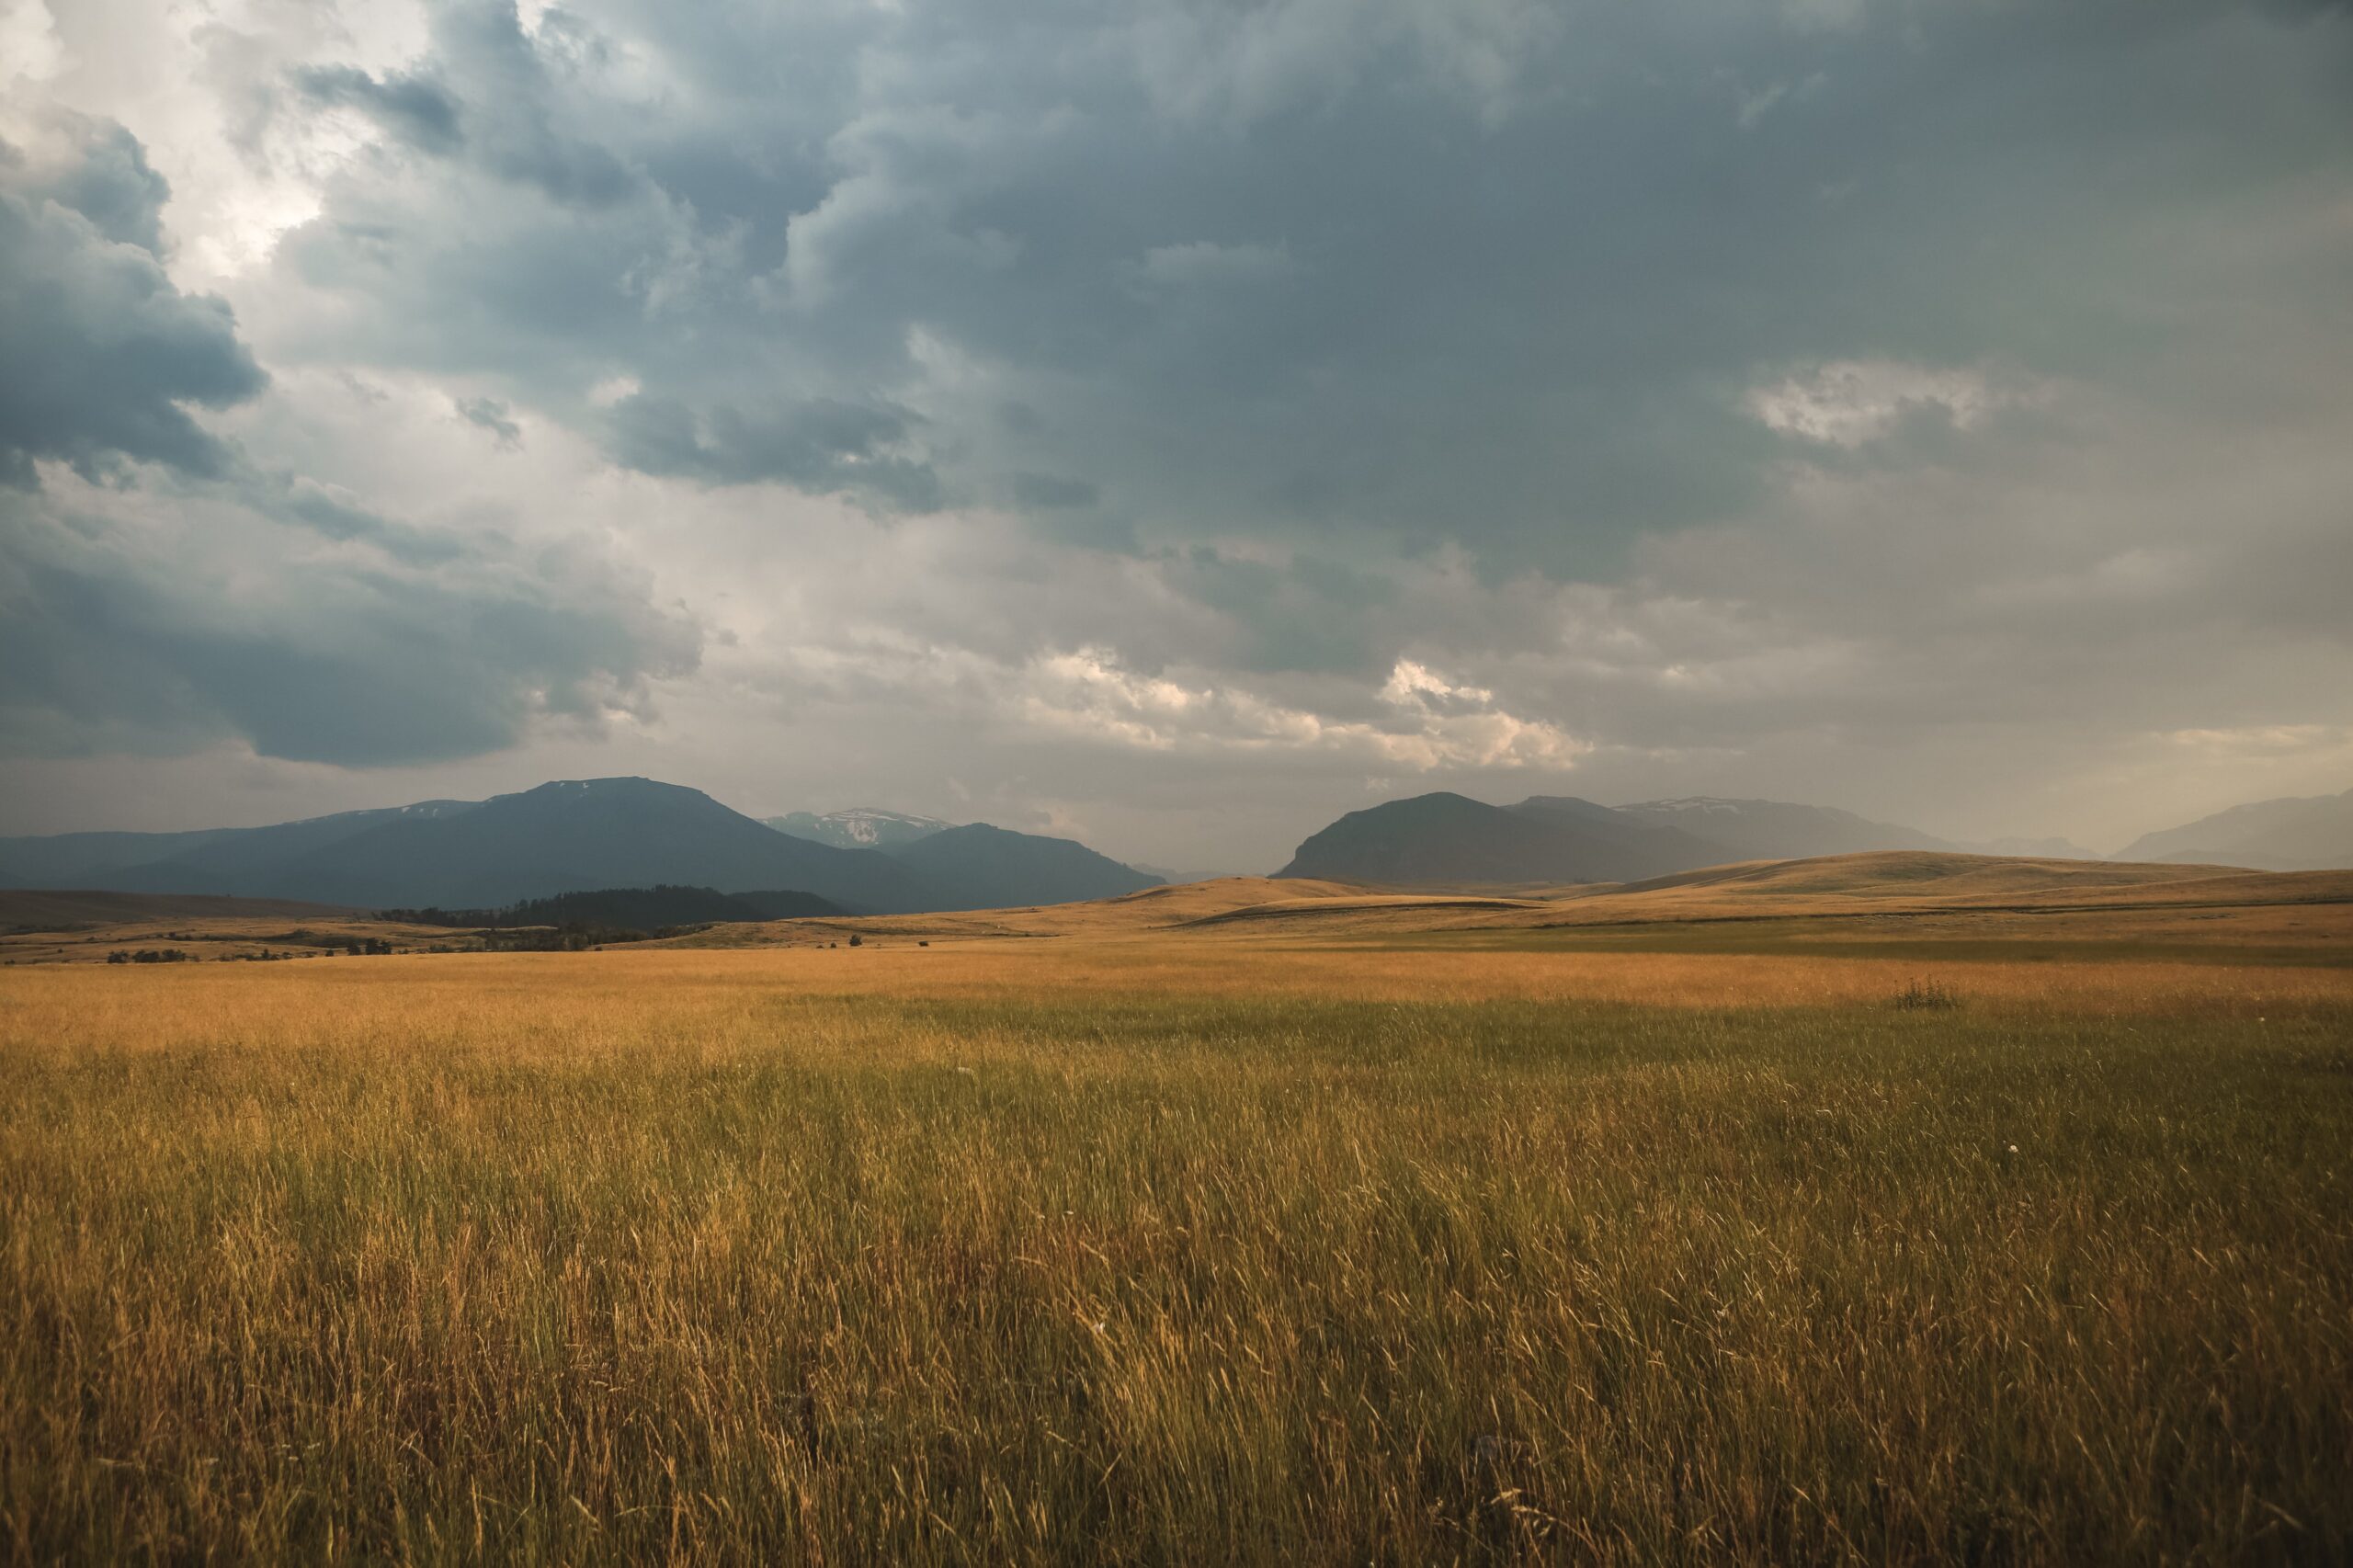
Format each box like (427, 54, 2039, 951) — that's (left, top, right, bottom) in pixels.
(1278, 792, 1713, 886)
(882, 823, 1161, 910)
(0, 779, 1159, 915)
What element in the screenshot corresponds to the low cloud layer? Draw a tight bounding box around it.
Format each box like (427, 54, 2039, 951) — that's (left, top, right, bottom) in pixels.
(2, 0, 2348, 865)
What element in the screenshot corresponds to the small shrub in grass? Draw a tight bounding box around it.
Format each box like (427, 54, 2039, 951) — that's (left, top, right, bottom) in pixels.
(1892, 977, 1961, 1010)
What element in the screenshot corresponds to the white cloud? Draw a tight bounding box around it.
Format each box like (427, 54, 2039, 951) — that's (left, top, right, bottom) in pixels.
(2160, 723, 2348, 757)
(1017, 650, 1583, 770)
(1745, 359, 2036, 448)
(0, 0, 63, 90)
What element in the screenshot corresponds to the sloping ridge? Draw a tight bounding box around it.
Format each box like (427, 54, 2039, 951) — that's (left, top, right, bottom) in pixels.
(2116, 787, 2353, 872)
(1278, 792, 1712, 886)
(0, 889, 359, 931)
(0, 781, 1165, 915)
(79, 800, 485, 895)
(880, 823, 1160, 910)
(1610, 797, 1954, 860)
(262, 779, 936, 912)
(4, 779, 929, 914)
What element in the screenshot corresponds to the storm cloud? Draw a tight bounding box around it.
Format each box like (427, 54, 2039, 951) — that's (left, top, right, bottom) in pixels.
(0, 99, 699, 771)
(0, 112, 265, 482)
(1, 0, 2348, 861)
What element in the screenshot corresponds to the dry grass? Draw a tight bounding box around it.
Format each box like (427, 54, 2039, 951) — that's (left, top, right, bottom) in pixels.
(3, 941, 2349, 1563)
(653, 860, 2353, 962)
(0, 915, 463, 967)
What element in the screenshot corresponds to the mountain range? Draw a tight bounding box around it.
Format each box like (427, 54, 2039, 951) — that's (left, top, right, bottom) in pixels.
(0, 779, 1158, 915)
(2112, 786, 2353, 871)
(1274, 789, 2338, 887)
(4, 778, 2343, 915)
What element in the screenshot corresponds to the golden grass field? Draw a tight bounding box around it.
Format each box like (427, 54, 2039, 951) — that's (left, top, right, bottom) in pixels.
(3, 857, 2350, 1562)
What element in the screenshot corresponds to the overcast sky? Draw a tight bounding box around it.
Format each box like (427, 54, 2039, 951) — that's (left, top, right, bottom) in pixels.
(3, 0, 2349, 869)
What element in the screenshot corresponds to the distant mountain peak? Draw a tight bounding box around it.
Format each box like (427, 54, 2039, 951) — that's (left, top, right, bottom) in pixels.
(1280, 791, 1722, 886)
(765, 808, 953, 850)
(517, 776, 684, 797)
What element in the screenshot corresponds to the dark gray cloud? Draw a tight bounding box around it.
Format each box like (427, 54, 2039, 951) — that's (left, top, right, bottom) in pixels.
(238, 0, 2353, 574)
(1007, 472, 1099, 511)
(3, 0, 2348, 856)
(0, 482, 699, 766)
(3, 110, 170, 251)
(292, 63, 464, 155)
(604, 392, 943, 510)
(454, 393, 521, 447)
(0, 108, 703, 770)
(0, 118, 266, 483)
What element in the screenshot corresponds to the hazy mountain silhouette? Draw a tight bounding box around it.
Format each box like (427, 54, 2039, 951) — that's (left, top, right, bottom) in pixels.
(0, 802, 475, 893)
(1611, 796, 1951, 861)
(1271, 790, 2061, 885)
(2115, 787, 2353, 870)
(78, 801, 486, 895)
(881, 824, 1161, 910)
(1963, 835, 2101, 860)
(1276, 792, 1715, 885)
(0, 826, 249, 888)
(1506, 796, 1729, 872)
(211, 780, 941, 911)
(0, 780, 928, 912)
(0, 779, 1158, 913)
